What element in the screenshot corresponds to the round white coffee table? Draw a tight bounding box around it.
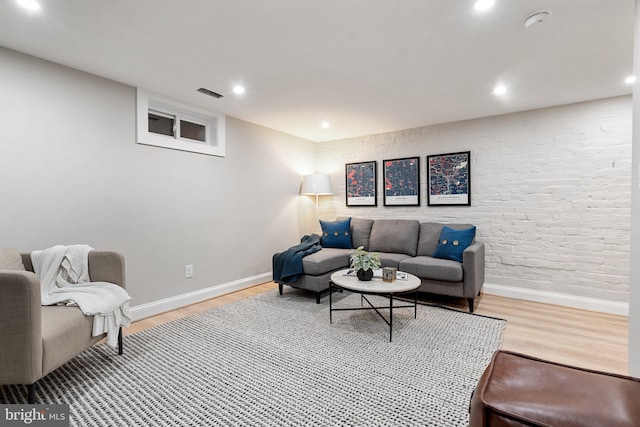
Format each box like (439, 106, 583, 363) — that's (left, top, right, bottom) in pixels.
(329, 269, 421, 342)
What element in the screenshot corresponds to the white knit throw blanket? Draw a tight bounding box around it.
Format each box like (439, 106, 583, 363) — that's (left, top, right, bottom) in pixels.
(31, 245, 132, 348)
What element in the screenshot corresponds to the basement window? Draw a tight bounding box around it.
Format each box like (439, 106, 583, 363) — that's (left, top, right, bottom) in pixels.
(136, 88, 225, 157)
(148, 111, 176, 138)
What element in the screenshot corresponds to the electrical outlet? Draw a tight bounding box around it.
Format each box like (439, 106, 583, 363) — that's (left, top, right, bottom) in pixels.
(185, 264, 193, 278)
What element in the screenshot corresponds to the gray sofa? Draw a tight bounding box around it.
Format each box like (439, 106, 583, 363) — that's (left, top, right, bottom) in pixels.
(0, 250, 126, 403)
(275, 218, 484, 312)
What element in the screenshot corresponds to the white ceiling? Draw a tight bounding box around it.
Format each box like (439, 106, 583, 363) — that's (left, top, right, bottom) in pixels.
(0, 0, 634, 142)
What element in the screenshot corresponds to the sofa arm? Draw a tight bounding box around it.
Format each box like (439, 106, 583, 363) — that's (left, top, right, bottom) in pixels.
(88, 251, 126, 289)
(0, 270, 43, 385)
(462, 242, 485, 298)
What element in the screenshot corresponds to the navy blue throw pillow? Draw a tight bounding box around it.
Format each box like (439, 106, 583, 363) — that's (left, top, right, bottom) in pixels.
(319, 218, 352, 249)
(432, 226, 476, 263)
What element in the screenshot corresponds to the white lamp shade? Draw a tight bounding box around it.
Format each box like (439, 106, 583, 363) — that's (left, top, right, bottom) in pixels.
(301, 173, 333, 195)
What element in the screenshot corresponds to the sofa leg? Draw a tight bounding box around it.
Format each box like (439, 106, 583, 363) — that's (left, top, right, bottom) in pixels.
(118, 327, 123, 355)
(278, 282, 283, 295)
(316, 292, 321, 304)
(27, 383, 36, 404)
(468, 298, 475, 313)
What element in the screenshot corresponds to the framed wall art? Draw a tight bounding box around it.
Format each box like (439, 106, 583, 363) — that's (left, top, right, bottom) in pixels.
(383, 157, 420, 206)
(427, 151, 471, 206)
(345, 161, 377, 206)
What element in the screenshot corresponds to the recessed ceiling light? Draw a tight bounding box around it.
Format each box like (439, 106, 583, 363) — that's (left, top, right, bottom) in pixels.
(232, 85, 245, 95)
(493, 85, 507, 95)
(474, 0, 495, 12)
(625, 76, 636, 84)
(321, 121, 330, 129)
(17, 0, 40, 11)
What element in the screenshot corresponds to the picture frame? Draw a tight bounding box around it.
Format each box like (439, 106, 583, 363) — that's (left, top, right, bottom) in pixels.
(383, 156, 420, 206)
(427, 151, 471, 206)
(345, 161, 377, 206)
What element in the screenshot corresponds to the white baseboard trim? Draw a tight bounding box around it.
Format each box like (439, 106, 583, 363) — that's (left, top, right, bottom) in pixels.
(482, 282, 629, 317)
(129, 277, 629, 320)
(130, 272, 272, 321)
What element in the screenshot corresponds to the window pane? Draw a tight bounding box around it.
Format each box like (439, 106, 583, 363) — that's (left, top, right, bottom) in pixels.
(180, 120, 206, 142)
(148, 112, 175, 137)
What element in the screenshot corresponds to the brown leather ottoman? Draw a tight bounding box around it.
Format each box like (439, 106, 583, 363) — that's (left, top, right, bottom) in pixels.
(469, 350, 640, 427)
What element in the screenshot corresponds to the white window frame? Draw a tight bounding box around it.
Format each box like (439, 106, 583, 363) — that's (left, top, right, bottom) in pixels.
(136, 88, 225, 157)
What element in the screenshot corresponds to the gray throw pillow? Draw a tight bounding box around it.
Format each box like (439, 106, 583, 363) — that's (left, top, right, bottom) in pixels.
(369, 219, 420, 256)
(0, 248, 26, 270)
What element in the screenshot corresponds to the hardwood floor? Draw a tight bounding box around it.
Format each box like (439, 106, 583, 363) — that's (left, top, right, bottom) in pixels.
(127, 281, 629, 376)
(473, 293, 628, 375)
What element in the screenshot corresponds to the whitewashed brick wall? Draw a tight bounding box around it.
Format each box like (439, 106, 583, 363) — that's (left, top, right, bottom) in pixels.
(314, 96, 632, 303)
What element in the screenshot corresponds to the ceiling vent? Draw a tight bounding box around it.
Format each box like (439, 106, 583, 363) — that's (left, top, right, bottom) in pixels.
(197, 87, 224, 99)
(524, 10, 551, 29)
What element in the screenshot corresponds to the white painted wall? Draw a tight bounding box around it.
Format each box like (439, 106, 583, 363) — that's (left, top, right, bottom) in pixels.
(628, 0, 639, 377)
(0, 47, 315, 307)
(316, 97, 632, 306)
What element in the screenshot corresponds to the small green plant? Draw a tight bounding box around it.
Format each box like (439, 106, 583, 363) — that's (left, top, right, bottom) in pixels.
(350, 246, 381, 272)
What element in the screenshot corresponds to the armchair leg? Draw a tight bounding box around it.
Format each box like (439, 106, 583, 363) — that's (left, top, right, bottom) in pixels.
(315, 291, 321, 304)
(278, 282, 283, 295)
(27, 383, 36, 404)
(468, 298, 475, 313)
(118, 327, 123, 355)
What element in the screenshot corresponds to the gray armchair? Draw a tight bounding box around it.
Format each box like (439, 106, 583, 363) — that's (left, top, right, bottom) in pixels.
(0, 250, 126, 403)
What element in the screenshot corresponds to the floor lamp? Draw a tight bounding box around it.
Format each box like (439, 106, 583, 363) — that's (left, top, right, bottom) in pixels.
(301, 173, 333, 231)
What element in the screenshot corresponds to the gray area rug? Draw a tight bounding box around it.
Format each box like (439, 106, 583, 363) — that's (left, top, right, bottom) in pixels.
(1, 289, 505, 426)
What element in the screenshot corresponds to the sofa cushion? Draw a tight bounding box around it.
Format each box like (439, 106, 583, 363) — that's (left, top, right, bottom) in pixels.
(350, 218, 375, 250)
(0, 248, 26, 270)
(377, 253, 412, 270)
(369, 219, 420, 256)
(320, 218, 352, 249)
(400, 256, 464, 282)
(433, 226, 477, 263)
(302, 248, 351, 276)
(417, 223, 474, 256)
